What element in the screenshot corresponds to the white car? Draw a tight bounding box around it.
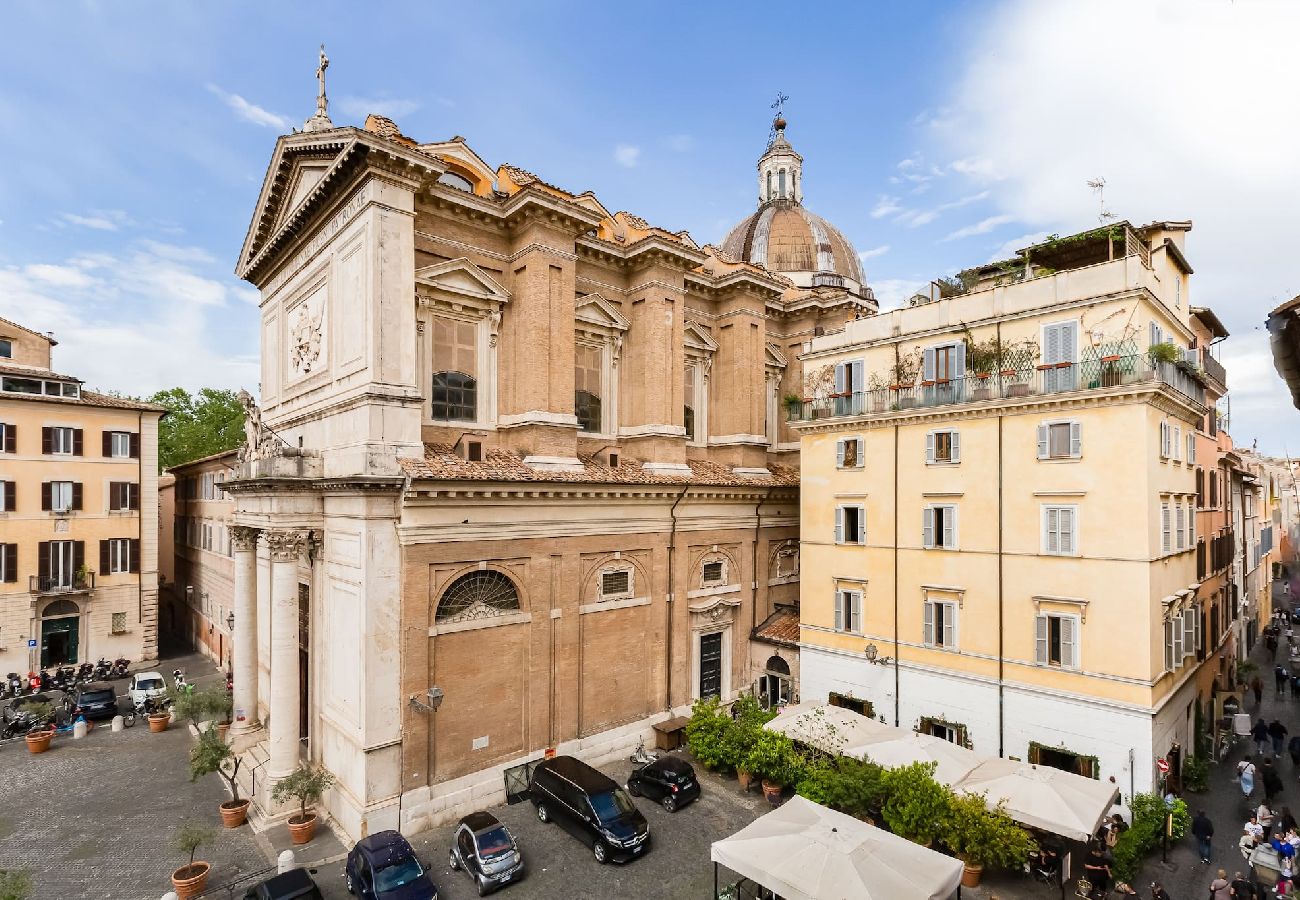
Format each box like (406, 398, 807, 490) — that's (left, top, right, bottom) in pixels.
(128, 672, 167, 708)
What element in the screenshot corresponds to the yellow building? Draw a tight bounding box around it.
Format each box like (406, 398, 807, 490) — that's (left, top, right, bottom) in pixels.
(793, 222, 1214, 795)
(0, 317, 164, 676)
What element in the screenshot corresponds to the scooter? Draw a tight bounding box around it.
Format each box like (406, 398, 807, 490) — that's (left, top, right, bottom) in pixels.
(172, 669, 187, 691)
(630, 737, 657, 765)
(110, 657, 130, 679)
(26, 672, 40, 694)
(75, 662, 94, 683)
(93, 657, 112, 681)
(3, 673, 20, 698)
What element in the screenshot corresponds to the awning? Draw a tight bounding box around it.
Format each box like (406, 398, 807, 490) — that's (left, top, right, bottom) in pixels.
(951, 758, 1119, 842)
(849, 730, 981, 787)
(710, 795, 964, 900)
(764, 702, 896, 754)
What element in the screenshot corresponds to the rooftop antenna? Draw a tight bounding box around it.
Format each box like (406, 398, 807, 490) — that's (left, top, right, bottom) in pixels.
(767, 91, 789, 146)
(1086, 177, 1116, 224)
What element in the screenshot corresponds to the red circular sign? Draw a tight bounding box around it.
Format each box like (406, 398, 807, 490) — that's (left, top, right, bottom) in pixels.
(1156, 758, 1170, 773)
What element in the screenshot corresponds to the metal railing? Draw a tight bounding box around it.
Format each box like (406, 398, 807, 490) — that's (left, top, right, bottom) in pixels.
(29, 572, 94, 594)
(1201, 349, 1227, 388)
(789, 355, 1205, 422)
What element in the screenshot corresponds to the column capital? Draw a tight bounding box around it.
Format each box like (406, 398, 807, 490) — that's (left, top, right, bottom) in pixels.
(230, 525, 260, 553)
(265, 528, 310, 562)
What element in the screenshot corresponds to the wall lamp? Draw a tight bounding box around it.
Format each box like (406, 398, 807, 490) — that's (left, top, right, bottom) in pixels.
(864, 643, 893, 666)
(410, 686, 445, 713)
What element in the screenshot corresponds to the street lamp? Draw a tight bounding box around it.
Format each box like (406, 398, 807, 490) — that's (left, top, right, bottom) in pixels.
(864, 642, 893, 666)
(226, 611, 235, 632)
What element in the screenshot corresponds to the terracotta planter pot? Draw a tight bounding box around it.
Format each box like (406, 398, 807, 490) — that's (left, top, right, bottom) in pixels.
(960, 863, 984, 888)
(972, 388, 992, 401)
(147, 713, 169, 733)
(220, 798, 250, 828)
(171, 861, 211, 899)
(736, 769, 754, 791)
(25, 729, 53, 754)
(288, 812, 317, 845)
(760, 780, 783, 804)
(216, 722, 230, 742)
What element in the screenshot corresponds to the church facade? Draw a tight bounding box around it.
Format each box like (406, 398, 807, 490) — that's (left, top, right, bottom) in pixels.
(225, 92, 873, 838)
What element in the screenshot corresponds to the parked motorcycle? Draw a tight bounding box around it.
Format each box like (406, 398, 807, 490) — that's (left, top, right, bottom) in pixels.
(92, 657, 112, 681)
(26, 672, 40, 694)
(172, 669, 186, 691)
(76, 662, 94, 683)
(110, 657, 130, 679)
(3, 673, 20, 698)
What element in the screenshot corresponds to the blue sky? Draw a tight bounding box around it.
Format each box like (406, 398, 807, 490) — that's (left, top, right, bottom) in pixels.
(0, 0, 1296, 453)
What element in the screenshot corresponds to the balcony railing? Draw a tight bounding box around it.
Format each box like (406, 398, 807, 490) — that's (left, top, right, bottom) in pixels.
(30, 572, 94, 595)
(789, 355, 1205, 422)
(1202, 349, 1227, 389)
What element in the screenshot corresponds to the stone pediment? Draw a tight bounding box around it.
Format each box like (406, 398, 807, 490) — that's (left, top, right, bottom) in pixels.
(684, 320, 718, 353)
(575, 293, 629, 331)
(273, 160, 333, 233)
(765, 342, 788, 369)
(415, 257, 510, 305)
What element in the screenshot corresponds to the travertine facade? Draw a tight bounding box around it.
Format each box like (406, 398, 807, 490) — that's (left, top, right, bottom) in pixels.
(223, 103, 870, 839)
(0, 317, 163, 677)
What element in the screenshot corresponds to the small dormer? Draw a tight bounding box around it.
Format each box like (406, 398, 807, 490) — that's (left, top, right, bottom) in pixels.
(0, 317, 55, 370)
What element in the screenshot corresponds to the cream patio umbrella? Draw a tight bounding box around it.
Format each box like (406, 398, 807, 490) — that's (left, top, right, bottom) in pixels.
(849, 730, 981, 787)
(710, 795, 964, 900)
(952, 758, 1120, 841)
(763, 702, 896, 755)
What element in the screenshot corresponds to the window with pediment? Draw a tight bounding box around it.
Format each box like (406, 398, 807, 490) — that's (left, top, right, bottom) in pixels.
(575, 343, 603, 433)
(431, 318, 479, 422)
(573, 294, 627, 437)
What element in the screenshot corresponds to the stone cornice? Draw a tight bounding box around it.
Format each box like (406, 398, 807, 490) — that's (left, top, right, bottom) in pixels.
(224, 474, 406, 495)
(500, 185, 606, 234)
(402, 482, 797, 504)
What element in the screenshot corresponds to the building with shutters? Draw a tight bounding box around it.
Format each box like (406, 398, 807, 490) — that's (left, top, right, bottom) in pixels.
(218, 94, 871, 840)
(0, 316, 164, 677)
(790, 221, 1221, 795)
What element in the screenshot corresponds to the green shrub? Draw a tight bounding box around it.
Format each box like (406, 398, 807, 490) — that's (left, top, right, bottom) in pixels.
(1111, 793, 1189, 882)
(1182, 756, 1209, 793)
(881, 762, 952, 846)
(946, 791, 1038, 870)
(798, 755, 887, 820)
(0, 869, 32, 900)
(742, 730, 801, 786)
(685, 697, 732, 769)
(190, 724, 243, 802)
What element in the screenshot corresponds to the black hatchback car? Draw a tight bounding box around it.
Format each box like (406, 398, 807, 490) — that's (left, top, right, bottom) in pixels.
(626, 755, 701, 812)
(344, 830, 437, 899)
(529, 755, 650, 864)
(448, 811, 525, 895)
(72, 682, 118, 721)
(243, 868, 324, 900)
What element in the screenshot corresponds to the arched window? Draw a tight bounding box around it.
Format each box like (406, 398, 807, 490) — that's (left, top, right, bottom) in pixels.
(437, 171, 475, 192)
(576, 391, 601, 433)
(766, 170, 773, 201)
(431, 371, 477, 421)
(435, 570, 520, 622)
(42, 598, 79, 617)
(766, 655, 791, 676)
(778, 169, 786, 199)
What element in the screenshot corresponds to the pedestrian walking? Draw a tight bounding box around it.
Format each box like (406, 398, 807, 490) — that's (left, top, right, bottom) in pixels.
(1259, 801, 1275, 838)
(1264, 759, 1284, 803)
(1255, 718, 1272, 756)
(1229, 871, 1257, 899)
(1278, 666, 1289, 696)
(1239, 757, 1258, 800)
(1193, 810, 1216, 863)
(1272, 720, 1290, 757)
(1209, 867, 1232, 899)
(1255, 674, 1266, 708)
(1271, 634, 1280, 659)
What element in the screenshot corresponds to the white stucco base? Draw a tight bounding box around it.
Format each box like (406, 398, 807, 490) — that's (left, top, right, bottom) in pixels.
(801, 643, 1202, 799)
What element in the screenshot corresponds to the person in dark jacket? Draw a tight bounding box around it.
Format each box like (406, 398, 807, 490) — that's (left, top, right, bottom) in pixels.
(1272, 720, 1290, 757)
(1254, 675, 1265, 707)
(1193, 810, 1215, 864)
(1289, 735, 1300, 768)
(1255, 718, 1272, 756)
(1264, 759, 1285, 803)
(1278, 665, 1290, 696)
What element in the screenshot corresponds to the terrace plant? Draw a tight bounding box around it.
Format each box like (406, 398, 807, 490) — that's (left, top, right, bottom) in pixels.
(190, 725, 249, 826)
(881, 761, 952, 846)
(945, 791, 1037, 871)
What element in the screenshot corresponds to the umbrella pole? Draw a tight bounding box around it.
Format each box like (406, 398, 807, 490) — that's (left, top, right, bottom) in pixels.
(714, 861, 718, 899)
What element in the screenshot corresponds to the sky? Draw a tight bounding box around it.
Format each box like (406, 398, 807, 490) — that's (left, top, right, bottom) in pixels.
(0, 0, 1296, 453)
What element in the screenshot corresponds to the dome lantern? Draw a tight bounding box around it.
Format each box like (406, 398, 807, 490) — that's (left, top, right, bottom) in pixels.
(758, 114, 802, 205)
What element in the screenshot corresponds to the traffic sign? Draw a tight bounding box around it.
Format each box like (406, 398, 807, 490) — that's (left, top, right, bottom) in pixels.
(1156, 758, 1169, 773)
(26, 638, 36, 648)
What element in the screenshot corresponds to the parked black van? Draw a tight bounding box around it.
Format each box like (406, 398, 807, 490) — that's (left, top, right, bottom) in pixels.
(528, 756, 650, 864)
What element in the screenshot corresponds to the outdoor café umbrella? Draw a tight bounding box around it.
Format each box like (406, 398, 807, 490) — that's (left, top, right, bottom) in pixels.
(952, 758, 1120, 842)
(850, 729, 981, 786)
(764, 702, 895, 755)
(710, 795, 964, 900)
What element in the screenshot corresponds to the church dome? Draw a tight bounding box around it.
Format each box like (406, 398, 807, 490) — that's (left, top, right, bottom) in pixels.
(720, 116, 871, 300)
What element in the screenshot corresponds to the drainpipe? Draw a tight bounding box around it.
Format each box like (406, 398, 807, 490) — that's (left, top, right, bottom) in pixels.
(893, 422, 900, 727)
(996, 321, 1006, 757)
(666, 484, 690, 711)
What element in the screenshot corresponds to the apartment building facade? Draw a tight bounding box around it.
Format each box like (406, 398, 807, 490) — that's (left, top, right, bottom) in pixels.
(0, 317, 163, 676)
(792, 222, 1215, 795)
(167, 450, 238, 669)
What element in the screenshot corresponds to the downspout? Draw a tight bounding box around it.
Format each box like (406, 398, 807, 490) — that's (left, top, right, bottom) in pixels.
(138, 410, 144, 651)
(996, 321, 1006, 758)
(893, 421, 900, 727)
(666, 484, 690, 711)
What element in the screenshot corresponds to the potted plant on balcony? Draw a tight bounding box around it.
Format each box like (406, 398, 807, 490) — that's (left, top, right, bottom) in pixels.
(782, 393, 803, 419)
(945, 790, 1036, 887)
(962, 327, 1007, 401)
(190, 725, 249, 827)
(22, 701, 56, 754)
(891, 349, 921, 408)
(170, 823, 215, 899)
(1148, 340, 1180, 366)
(271, 762, 336, 845)
(1000, 339, 1039, 397)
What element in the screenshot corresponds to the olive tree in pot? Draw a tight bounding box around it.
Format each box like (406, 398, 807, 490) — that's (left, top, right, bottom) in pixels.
(271, 762, 336, 845)
(22, 701, 56, 754)
(945, 791, 1037, 887)
(170, 822, 215, 899)
(744, 730, 800, 804)
(190, 725, 249, 827)
(730, 695, 777, 791)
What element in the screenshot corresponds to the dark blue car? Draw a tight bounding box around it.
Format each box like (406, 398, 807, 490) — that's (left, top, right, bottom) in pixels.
(344, 830, 437, 900)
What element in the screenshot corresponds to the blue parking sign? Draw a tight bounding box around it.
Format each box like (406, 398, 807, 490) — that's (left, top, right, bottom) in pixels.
(27, 639, 36, 648)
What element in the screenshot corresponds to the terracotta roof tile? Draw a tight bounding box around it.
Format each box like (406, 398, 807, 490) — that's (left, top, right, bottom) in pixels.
(400, 443, 797, 487)
(0, 361, 79, 381)
(753, 607, 800, 646)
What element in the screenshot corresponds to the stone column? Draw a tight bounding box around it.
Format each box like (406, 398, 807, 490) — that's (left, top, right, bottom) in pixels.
(229, 526, 261, 736)
(266, 528, 307, 780)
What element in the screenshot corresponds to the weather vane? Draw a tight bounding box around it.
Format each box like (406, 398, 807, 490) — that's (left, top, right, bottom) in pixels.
(768, 91, 789, 146)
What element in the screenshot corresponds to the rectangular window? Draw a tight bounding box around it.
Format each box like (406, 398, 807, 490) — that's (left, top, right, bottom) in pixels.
(926, 429, 960, 464)
(1176, 503, 1186, 551)
(1182, 607, 1196, 660)
(1035, 613, 1078, 669)
(1159, 421, 1171, 459)
(1037, 421, 1081, 460)
(922, 504, 958, 549)
(431, 317, 479, 422)
(835, 505, 866, 545)
(48, 426, 76, 455)
(923, 600, 958, 649)
(683, 363, 697, 442)
(1041, 321, 1079, 392)
(1209, 471, 1219, 507)
(105, 431, 133, 458)
(1172, 425, 1181, 462)
(1196, 468, 1205, 509)
(599, 569, 631, 599)
(834, 589, 863, 634)
(46, 540, 76, 588)
(1186, 432, 1196, 464)
(702, 561, 725, 584)
(111, 612, 127, 634)
(1042, 505, 1078, 555)
(0, 339, 10, 358)
(49, 481, 74, 512)
(0, 422, 13, 454)
(574, 343, 603, 433)
(0, 543, 16, 582)
(1187, 501, 1195, 548)
(108, 482, 139, 511)
(1164, 616, 1184, 671)
(0, 480, 13, 512)
(1161, 502, 1172, 553)
(836, 437, 863, 468)
(106, 538, 132, 574)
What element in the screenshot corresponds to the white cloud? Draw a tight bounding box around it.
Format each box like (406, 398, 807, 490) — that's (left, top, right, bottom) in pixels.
(935, 0, 1300, 452)
(613, 144, 641, 168)
(872, 278, 929, 312)
(895, 209, 939, 228)
(858, 245, 890, 260)
(60, 210, 130, 231)
(665, 134, 694, 152)
(22, 264, 96, 289)
(871, 195, 902, 219)
(338, 96, 421, 120)
(206, 84, 291, 131)
(942, 214, 1016, 242)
